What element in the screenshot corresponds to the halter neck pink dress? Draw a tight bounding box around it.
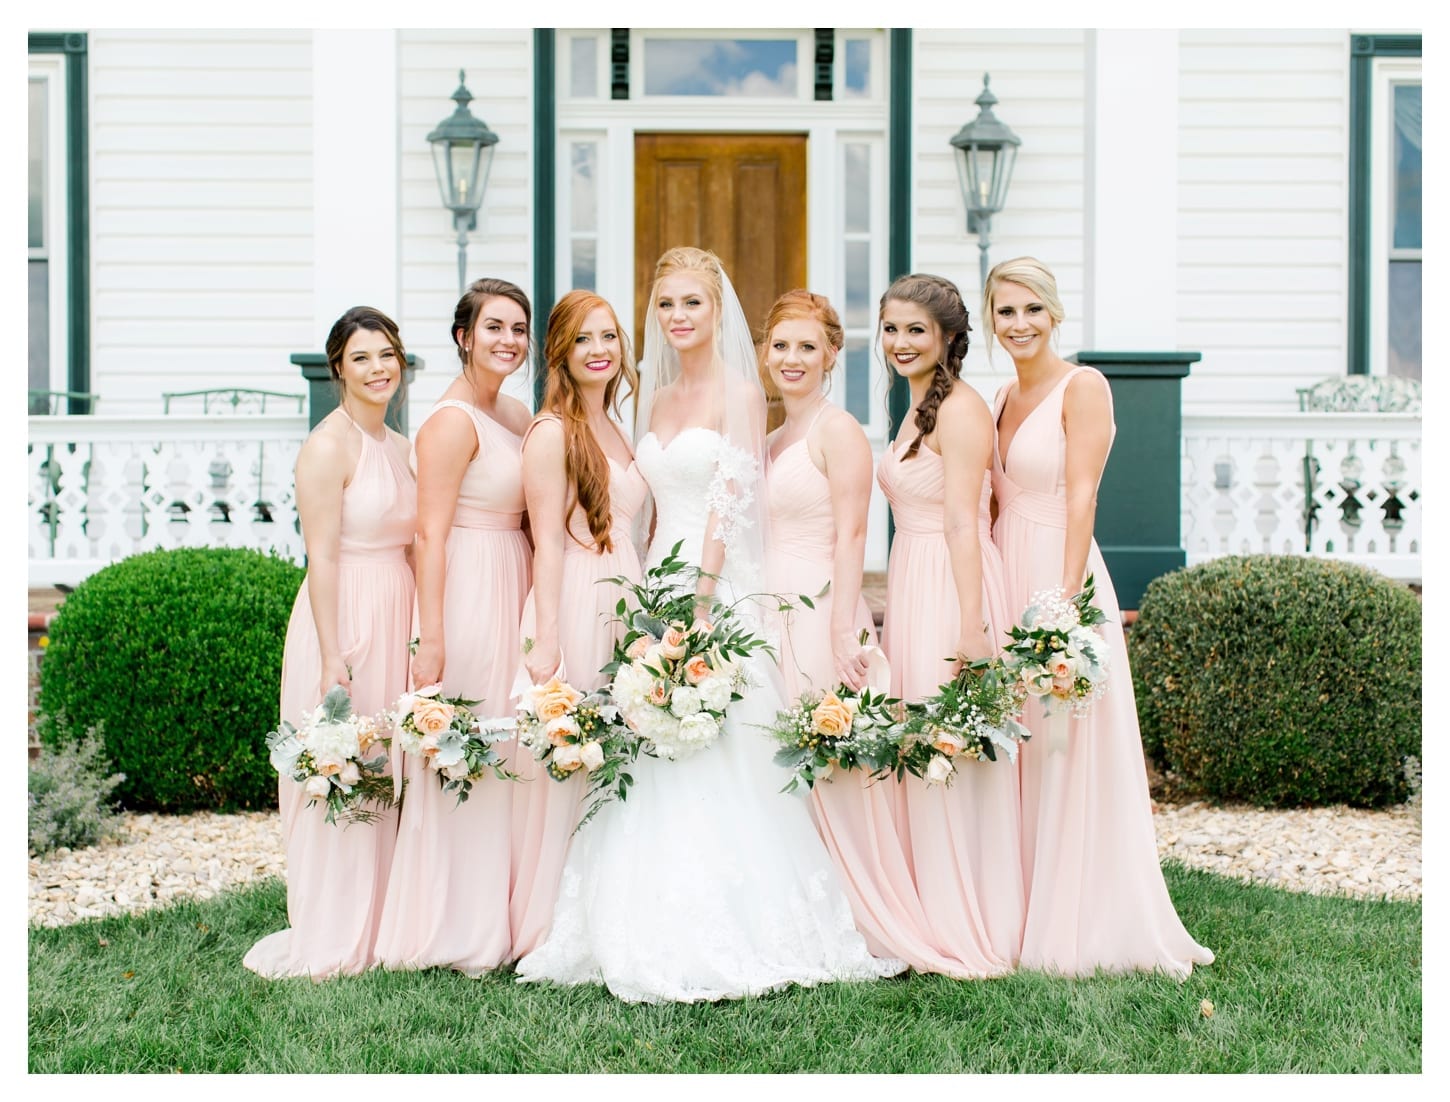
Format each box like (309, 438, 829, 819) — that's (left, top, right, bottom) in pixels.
(990, 365, 1213, 978)
(764, 418, 973, 977)
(243, 416, 416, 980)
(509, 414, 649, 959)
(373, 400, 530, 976)
(877, 428, 1024, 976)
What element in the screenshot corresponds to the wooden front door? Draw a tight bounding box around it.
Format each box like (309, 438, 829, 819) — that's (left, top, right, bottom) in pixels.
(633, 133, 808, 372)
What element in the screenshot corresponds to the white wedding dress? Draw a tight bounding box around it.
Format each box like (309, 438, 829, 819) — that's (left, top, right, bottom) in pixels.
(515, 427, 904, 1003)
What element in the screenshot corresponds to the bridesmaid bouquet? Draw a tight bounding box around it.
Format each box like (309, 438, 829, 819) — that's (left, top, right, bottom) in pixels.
(767, 685, 905, 794)
(601, 541, 768, 762)
(514, 675, 643, 832)
(265, 684, 396, 826)
(898, 660, 1031, 787)
(388, 684, 516, 806)
(1001, 574, 1111, 719)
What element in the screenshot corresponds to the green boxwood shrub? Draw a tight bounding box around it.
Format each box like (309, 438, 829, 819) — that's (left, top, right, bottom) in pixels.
(1130, 554, 1420, 808)
(38, 548, 305, 811)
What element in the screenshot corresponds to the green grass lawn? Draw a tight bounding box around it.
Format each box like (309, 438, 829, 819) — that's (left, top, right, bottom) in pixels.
(28, 863, 1420, 1073)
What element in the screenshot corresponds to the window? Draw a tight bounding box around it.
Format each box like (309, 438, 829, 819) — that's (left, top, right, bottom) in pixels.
(839, 139, 884, 428)
(639, 34, 808, 98)
(27, 33, 89, 414)
(568, 139, 600, 290)
(1348, 35, 1421, 378)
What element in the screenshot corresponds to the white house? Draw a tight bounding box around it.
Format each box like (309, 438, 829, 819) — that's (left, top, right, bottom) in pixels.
(27, 27, 1422, 591)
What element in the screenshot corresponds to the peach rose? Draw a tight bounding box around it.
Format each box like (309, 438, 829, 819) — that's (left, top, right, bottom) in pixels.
(579, 741, 605, 771)
(660, 623, 689, 660)
(811, 693, 856, 739)
(626, 634, 655, 660)
(647, 680, 671, 707)
(411, 697, 456, 736)
(338, 761, 361, 788)
(303, 775, 332, 799)
(532, 676, 584, 721)
(546, 715, 580, 746)
(1047, 653, 1079, 680)
(683, 654, 712, 685)
(931, 728, 966, 756)
(551, 743, 584, 772)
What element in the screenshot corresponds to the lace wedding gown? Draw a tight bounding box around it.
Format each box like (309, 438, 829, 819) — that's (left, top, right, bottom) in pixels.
(514, 426, 904, 1003)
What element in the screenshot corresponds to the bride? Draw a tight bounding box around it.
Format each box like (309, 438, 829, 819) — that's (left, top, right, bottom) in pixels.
(515, 247, 904, 1003)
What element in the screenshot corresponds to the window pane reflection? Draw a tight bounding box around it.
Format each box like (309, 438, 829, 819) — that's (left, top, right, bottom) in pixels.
(570, 37, 598, 99)
(843, 337, 870, 423)
(843, 39, 870, 98)
(1392, 84, 1421, 250)
(845, 241, 870, 329)
(845, 144, 869, 234)
(1387, 260, 1420, 380)
(643, 38, 798, 96)
(572, 238, 597, 292)
(29, 79, 45, 250)
(570, 143, 597, 233)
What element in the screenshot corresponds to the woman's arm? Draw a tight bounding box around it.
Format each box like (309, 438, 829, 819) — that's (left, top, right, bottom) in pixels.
(293, 425, 354, 696)
(410, 409, 476, 687)
(695, 387, 765, 616)
(521, 417, 569, 683)
(818, 408, 873, 690)
(1060, 371, 1114, 594)
(937, 388, 994, 666)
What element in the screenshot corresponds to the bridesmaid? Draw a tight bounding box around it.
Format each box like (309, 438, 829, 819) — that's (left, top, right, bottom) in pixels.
(509, 290, 647, 959)
(244, 306, 415, 980)
(876, 273, 1024, 976)
(373, 278, 533, 975)
(985, 256, 1213, 978)
(761, 289, 970, 977)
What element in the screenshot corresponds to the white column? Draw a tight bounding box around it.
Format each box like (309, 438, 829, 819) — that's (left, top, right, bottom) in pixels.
(1082, 30, 1179, 350)
(311, 30, 401, 338)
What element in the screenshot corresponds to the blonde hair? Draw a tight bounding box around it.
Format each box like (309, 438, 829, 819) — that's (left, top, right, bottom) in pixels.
(650, 246, 725, 319)
(982, 256, 1065, 363)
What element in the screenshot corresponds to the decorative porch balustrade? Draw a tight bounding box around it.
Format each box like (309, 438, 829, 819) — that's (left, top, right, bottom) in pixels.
(27, 414, 309, 587)
(1181, 411, 1421, 581)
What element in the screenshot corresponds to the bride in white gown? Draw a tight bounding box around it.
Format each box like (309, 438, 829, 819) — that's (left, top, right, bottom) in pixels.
(515, 247, 904, 1003)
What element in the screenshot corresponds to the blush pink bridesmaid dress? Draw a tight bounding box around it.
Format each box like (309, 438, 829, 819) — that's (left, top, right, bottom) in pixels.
(878, 430, 1024, 977)
(243, 416, 415, 980)
(764, 423, 973, 978)
(372, 400, 531, 976)
(508, 415, 648, 959)
(990, 365, 1213, 979)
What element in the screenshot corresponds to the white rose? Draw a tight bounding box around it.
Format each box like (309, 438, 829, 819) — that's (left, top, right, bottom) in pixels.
(552, 743, 584, 771)
(443, 758, 471, 780)
(696, 676, 733, 712)
(579, 741, 606, 771)
(303, 774, 332, 800)
(677, 711, 719, 748)
(669, 686, 703, 717)
(338, 761, 361, 788)
(925, 754, 955, 785)
(1021, 670, 1054, 697)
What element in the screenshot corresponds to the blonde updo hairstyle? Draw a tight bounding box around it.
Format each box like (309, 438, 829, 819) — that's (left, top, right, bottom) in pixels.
(982, 256, 1066, 363)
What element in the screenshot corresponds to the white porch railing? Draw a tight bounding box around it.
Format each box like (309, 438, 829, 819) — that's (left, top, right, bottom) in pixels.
(27, 414, 309, 587)
(1182, 411, 1421, 581)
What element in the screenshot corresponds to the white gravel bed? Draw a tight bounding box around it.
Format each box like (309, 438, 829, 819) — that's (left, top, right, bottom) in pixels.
(29, 801, 1421, 929)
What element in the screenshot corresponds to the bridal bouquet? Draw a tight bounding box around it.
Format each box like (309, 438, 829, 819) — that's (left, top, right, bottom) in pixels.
(898, 660, 1031, 787)
(514, 675, 642, 832)
(602, 541, 768, 762)
(767, 685, 905, 793)
(1001, 574, 1110, 719)
(388, 684, 516, 806)
(265, 685, 396, 826)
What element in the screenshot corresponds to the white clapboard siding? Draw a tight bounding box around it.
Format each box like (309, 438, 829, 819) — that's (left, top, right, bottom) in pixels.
(1177, 29, 1349, 412)
(399, 30, 536, 419)
(911, 29, 1087, 388)
(89, 30, 315, 414)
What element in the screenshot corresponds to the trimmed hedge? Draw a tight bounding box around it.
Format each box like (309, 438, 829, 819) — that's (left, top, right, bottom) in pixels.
(1130, 554, 1420, 808)
(38, 548, 304, 811)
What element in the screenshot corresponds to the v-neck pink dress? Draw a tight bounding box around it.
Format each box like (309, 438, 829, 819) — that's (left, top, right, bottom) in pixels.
(764, 426, 974, 977)
(990, 365, 1213, 979)
(373, 399, 531, 976)
(877, 429, 1024, 976)
(509, 415, 649, 959)
(243, 416, 415, 980)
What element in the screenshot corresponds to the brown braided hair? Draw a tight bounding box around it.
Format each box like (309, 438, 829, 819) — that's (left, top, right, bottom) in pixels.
(879, 273, 971, 460)
(540, 291, 637, 553)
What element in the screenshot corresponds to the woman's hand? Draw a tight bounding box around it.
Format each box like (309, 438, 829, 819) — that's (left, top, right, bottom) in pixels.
(524, 639, 562, 685)
(319, 653, 353, 697)
(832, 629, 871, 692)
(953, 626, 994, 671)
(410, 639, 445, 689)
